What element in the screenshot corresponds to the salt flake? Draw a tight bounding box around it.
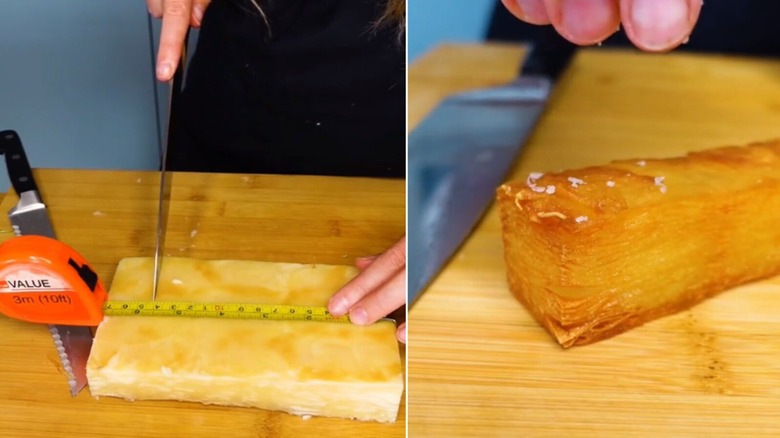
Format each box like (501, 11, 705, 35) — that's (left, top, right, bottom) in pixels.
(575, 216, 589, 223)
(606, 181, 616, 187)
(526, 172, 544, 185)
(637, 160, 647, 167)
(654, 176, 667, 193)
(545, 185, 556, 194)
(567, 177, 586, 188)
(527, 172, 547, 192)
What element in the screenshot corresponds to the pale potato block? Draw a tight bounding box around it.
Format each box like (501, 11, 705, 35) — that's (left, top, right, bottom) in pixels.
(86, 257, 404, 423)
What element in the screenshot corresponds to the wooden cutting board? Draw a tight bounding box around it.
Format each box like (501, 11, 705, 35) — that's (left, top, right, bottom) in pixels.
(0, 169, 405, 438)
(409, 44, 780, 437)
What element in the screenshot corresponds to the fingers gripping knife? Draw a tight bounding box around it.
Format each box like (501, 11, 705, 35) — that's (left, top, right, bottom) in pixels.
(0, 130, 107, 396)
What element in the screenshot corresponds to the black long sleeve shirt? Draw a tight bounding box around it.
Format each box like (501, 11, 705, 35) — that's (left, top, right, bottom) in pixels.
(169, 0, 406, 178)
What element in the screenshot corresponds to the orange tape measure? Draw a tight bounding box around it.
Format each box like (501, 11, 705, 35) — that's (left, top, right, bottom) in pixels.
(0, 235, 107, 326)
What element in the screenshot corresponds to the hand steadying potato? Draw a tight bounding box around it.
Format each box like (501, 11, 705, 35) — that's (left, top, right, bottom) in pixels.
(329, 237, 407, 344)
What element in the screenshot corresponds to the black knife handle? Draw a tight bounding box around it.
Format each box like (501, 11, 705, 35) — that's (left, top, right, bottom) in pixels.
(520, 27, 578, 82)
(0, 130, 39, 194)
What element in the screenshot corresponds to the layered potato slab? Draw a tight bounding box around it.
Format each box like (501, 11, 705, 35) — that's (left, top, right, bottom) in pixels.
(497, 140, 780, 347)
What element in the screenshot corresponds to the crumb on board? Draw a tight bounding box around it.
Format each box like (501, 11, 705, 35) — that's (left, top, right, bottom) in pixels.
(302, 415, 312, 421)
(136, 178, 142, 183)
(172, 278, 183, 285)
(190, 229, 198, 238)
(93, 211, 106, 217)
(637, 160, 647, 167)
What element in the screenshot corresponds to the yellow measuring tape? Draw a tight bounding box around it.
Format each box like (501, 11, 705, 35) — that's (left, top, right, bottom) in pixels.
(102, 300, 351, 323)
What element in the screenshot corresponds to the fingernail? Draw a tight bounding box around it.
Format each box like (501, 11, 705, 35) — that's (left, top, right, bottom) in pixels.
(514, 0, 549, 24)
(157, 62, 173, 80)
(193, 5, 204, 24)
(397, 325, 406, 343)
(356, 255, 378, 267)
(328, 296, 349, 316)
(560, 0, 619, 44)
(349, 307, 369, 325)
(629, 0, 690, 50)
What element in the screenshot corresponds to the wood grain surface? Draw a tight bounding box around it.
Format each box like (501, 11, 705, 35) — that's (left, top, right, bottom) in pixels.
(0, 169, 405, 438)
(408, 43, 780, 437)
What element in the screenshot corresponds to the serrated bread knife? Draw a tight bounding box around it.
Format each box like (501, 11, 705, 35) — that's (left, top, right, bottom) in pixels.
(0, 131, 99, 397)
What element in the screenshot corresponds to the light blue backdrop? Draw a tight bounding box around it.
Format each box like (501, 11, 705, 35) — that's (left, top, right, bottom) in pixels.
(408, 0, 497, 62)
(0, 2, 162, 192)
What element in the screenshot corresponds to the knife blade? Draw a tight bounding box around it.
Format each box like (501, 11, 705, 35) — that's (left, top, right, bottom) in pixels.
(0, 129, 93, 396)
(153, 32, 189, 301)
(407, 34, 576, 305)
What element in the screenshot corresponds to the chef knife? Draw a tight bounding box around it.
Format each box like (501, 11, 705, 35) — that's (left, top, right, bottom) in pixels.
(0, 130, 94, 396)
(153, 32, 189, 301)
(407, 34, 576, 305)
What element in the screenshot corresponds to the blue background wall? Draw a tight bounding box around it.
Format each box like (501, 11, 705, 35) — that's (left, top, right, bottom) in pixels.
(408, 0, 496, 62)
(0, 2, 162, 192)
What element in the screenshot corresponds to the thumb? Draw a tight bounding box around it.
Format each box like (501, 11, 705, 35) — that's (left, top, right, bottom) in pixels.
(621, 0, 703, 52)
(191, 0, 211, 27)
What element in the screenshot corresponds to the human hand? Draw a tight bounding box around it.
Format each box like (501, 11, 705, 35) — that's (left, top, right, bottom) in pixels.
(328, 237, 407, 343)
(147, 0, 211, 81)
(501, 0, 703, 52)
